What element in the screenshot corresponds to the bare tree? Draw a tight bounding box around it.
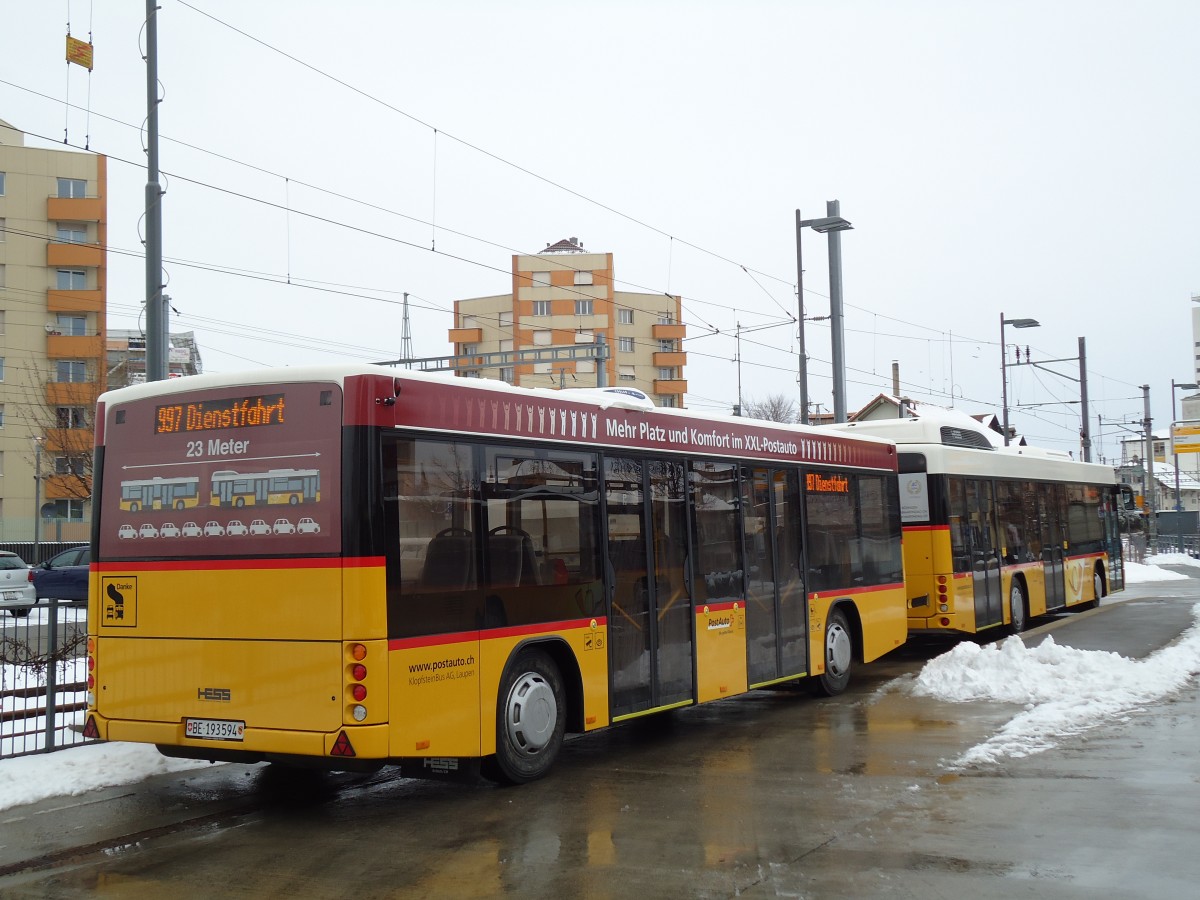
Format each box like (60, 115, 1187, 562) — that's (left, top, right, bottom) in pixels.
(741, 394, 800, 424)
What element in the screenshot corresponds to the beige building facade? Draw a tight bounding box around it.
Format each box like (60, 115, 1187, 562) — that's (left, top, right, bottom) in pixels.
(0, 120, 106, 542)
(449, 238, 687, 406)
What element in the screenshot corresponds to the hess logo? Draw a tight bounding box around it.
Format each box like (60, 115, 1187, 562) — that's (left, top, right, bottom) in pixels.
(197, 687, 231, 702)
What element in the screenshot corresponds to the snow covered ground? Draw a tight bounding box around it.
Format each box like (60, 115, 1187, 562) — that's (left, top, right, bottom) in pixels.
(2, 555, 1198, 812)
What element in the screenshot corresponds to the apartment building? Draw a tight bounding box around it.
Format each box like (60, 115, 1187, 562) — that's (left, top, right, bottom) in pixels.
(0, 119, 106, 541)
(107, 328, 204, 387)
(448, 238, 687, 406)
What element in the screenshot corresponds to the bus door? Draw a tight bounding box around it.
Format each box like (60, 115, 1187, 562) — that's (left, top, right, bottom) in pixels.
(1040, 484, 1067, 611)
(742, 467, 807, 686)
(605, 458, 693, 718)
(965, 479, 1003, 628)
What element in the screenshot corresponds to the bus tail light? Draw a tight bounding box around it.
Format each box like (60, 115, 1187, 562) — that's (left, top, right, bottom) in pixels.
(351, 684, 367, 702)
(344, 643, 373, 724)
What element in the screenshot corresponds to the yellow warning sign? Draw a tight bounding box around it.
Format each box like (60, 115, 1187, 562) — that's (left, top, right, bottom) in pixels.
(66, 36, 94, 71)
(101, 576, 137, 627)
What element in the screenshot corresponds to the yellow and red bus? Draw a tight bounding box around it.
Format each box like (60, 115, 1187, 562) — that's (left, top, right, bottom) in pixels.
(85, 365, 907, 783)
(835, 414, 1124, 637)
(210, 467, 321, 507)
(118, 474, 203, 511)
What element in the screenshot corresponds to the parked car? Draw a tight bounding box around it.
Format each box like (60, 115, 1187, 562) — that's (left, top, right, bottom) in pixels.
(296, 517, 321, 534)
(226, 520, 249, 536)
(0, 551, 37, 617)
(273, 518, 296, 535)
(31, 545, 90, 607)
(249, 519, 271, 536)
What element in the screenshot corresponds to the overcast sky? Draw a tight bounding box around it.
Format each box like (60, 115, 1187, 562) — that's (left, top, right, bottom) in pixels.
(3, 1, 1198, 456)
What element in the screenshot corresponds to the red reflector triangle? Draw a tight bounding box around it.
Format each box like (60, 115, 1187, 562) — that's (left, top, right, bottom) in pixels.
(82, 716, 100, 739)
(330, 731, 356, 757)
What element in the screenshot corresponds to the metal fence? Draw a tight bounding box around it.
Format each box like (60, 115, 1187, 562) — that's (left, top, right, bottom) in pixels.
(0, 599, 94, 760)
(0, 541, 87, 567)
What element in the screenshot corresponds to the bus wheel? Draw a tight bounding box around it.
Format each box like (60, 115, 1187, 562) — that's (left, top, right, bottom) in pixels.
(484, 648, 565, 785)
(1084, 570, 1105, 610)
(235, 497, 245, 508)
(1008, 581, 1028, 635)
(813, 608, 853, 696)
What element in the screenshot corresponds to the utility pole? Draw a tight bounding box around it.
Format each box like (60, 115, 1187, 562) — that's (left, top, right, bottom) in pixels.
(1144, 384, 1155, 548)
(826, 200, 848, 423)
(1079, 337, 1091, 462)
(794, 210, 809, 425)
(144, 0, 168, 381)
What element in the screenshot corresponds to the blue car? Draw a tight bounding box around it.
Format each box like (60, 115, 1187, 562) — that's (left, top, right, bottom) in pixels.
(32, 546, 90, 606)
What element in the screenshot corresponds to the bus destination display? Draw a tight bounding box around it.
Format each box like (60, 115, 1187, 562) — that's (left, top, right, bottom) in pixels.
(155, 394, 286, 435)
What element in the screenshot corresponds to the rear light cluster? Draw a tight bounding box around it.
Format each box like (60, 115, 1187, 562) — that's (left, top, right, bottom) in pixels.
(936, 575, 950, 614)
(346, 643, 369, 722)
(86, 637, 96, 705)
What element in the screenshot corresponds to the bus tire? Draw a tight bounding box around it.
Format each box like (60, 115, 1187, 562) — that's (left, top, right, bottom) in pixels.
(484, 648, 565, 785)
(1008, 580, 1028, 635)
(235, 497, 245, 508)
(813, 607, 853, 696)
(1084, 569, 1105, 611)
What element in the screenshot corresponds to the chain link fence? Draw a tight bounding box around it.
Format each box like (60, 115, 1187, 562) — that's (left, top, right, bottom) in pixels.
(1, 599, 94, 760)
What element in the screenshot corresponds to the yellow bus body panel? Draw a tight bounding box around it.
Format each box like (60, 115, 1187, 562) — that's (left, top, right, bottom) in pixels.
(809, 585, 907, 669)
(694, 603, 747, 704)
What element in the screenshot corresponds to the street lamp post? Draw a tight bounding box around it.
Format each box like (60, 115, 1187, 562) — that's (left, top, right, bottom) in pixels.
(1171, 379, 1198, 552)
(999, 314, 1040, 445)
(795, 204, 853, 424)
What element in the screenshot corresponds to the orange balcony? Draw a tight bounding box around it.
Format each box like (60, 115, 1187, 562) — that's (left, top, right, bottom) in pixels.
(448, 327, 484, 344)
(41, 429, 95, 455)
(47, 242, 104, 268)
(47, 333, 104, 359)
(46, 381, 101, 407)
(47, 289, 104, 314)
(43, 474, 93, 500)
(47, 196, 103, 222)
(653, 378, 687, 396)
(653, 351, 687, 368)
(652, 323, 686, 341)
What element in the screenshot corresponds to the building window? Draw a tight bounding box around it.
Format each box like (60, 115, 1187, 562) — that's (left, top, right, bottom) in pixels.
(534, 362, 551, 375)
(499, 311, 513, 328)
(462, 344, 477, 356)
(618, 308, 634, 325)
(658, 313, 674, 326)
(499, 367, 515, 384)
(619, 365, 636, 381)
(574, 271, 593, 285)
(659, 339, 675, 352)
(48, 499, 86, 520)
(0, 310, 4, 335)
(0, 403, 4, 426)
(56, 360, 88, 383)
(533, 300, 551, 317)
(618, 337, 634, 353)
(499, 339, 513, 353)
(659, 396, 678, 408)
(463, 370, 481, 379)
(0, 172, 5, 195)
(0, 450, 4, 476)
(0, 217, 5, 241)
(56, 269, 87, 290)
(0, 357, 4, 381)
(659, 368, 675, 381)
(56, 407, 87, 428)
(578, 360, 595, 374)
(531, 271, 551, 287)
(574, 299, 593, 316)
(575, 330, 593, 344)
(533, 330, 552, 346)
(57, 178, 86, 199)
(460, 315, 478, 329)
(57, 314, 87, 336)
(0, 265, 5, 288)
(56, 224, 87, 244)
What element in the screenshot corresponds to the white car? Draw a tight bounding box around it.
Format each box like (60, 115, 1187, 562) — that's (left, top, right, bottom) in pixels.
(226, 520, 249, 536)
(118, 524, 138, 540)
(203, 521, 226, 537)
(273, 518, 296, 535)
(138, 524, 159, 539)
(0, 551, 37, 618)
(159, 522, 181, 538)
(296, 517, 321, 534)
(181, 521, 203, 537)
(249, 519, 272, 536)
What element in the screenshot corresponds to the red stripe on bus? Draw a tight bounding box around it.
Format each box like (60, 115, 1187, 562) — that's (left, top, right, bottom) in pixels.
(388, 617, 604, 652)
(696, 601, 740, 612)
(810, 581, 904, 599)
(903, 524, 949, 533)
(94, 556, 384, 573)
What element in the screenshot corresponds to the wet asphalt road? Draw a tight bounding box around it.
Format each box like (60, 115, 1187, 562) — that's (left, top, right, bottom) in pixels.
(1, 574, 1197, 899)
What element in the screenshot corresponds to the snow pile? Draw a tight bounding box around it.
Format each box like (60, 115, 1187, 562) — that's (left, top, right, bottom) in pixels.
(912, 603, 1200, 766)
